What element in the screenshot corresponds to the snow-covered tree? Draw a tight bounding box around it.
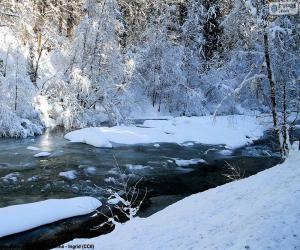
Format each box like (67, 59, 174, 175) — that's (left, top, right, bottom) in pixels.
(0, 0, 299, 140)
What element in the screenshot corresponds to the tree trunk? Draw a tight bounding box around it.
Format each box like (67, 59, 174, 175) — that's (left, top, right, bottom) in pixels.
(15, 58, 19, 112)
(3, 47, 9, 77)
(58, 1, 63, 34)
(263, 27, 283, 154)
(282, 81, 289, 155)
(15, 83, 18, 112)
(66, 0, 74, 38)
(263, 30, 277, 127)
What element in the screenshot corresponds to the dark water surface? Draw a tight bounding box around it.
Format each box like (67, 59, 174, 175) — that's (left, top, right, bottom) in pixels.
(0, 127, 283, 248)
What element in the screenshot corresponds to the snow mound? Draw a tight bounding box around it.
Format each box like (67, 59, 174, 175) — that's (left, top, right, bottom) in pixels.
(65, 115, 268, 148)
(125, 164, 151, 170)
(1, 172, 20, 183)
(59, 170, 77, 180)
(83, 166, 97, 175)
(0, 197, 101, 238)
(65, 127, 113, 148)
(27, 146, 40, 151)
(67, 148, 300, 250)
(181, 142, 194, 147)
(104, 177, 117, 184)
(34, 152, 51, 157)
(174, 158, 206, 166)
(218, 149, 233, 156)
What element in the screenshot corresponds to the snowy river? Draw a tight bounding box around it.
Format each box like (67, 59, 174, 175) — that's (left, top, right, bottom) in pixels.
(0, 127, 281, 209)
(0, 127, 282, 247)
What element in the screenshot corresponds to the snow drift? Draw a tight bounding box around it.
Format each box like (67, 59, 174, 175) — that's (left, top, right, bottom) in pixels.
(65, 115, 269, 148)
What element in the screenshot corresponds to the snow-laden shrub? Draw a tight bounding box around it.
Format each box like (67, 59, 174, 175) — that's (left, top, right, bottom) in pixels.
(0, 104, 44, 138)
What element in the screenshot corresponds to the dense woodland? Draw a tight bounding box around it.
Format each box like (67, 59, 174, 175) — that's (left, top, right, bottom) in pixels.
(0, 0, 299, 152)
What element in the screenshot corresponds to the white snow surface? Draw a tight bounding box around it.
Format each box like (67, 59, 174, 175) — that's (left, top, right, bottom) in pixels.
(219, 149, 233, 155)
(84, 166, 97, 175)
(125, 164, 150, 170)
(1, 172, 20, 183)
(0, 197, 101, 238)
(67, 146, 300, 250)
(174, 158, 206, 166)
(59, 170, 77, 180)
(34, 152, 51, 157)
(26, 146, 41, 151)
(65, 115, 268, 148)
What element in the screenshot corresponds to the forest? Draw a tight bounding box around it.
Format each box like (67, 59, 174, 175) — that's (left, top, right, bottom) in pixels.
(0, 1, 298, 146)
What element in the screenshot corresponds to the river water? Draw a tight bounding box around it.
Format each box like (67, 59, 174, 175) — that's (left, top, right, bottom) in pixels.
(0, 127, 282, 213)
(0, 126, 286, 248)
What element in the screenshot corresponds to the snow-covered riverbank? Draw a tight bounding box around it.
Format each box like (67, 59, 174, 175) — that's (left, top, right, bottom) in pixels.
(65, 115, 270, 148)
(64, 144, 300, 250)
(0, 197, 101, 238)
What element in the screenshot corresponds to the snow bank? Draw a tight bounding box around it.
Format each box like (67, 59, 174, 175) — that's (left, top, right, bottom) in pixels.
(65, 115, 268, 148)
(66, 147, 300, 250)
(65, 127, 113, 148)
(0, 197, 101, 238)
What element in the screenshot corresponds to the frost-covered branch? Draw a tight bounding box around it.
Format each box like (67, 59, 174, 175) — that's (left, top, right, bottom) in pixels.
(213, 66, 266, 119)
